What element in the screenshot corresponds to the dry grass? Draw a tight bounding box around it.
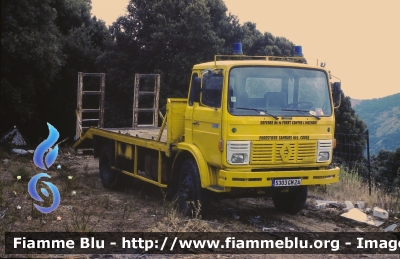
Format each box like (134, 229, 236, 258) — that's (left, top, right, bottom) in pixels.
(1, 146, 399, 258)
(0, 147, 240, 257)
(310, 166, 400, 215)
(152, 205, 219, 232)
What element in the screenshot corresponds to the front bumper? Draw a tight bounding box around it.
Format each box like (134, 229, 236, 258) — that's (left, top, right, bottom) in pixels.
(218, 167, 340, 187)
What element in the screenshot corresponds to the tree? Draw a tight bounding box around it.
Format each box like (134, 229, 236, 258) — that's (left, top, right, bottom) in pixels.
(333, 92, 368, 174)
(371, 148, 400, 193)
(100, 0, 296, 127)
(45, 0, 110, 139)
(99, 0, 237, 126)
(1, 0, 64, 138)
(1, 0, 110, 141)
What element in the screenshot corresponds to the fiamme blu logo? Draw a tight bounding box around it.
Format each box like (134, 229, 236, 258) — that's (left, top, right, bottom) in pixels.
(28, 123, 61, 213)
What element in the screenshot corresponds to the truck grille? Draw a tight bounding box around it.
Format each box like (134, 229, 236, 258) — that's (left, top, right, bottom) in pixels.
(251, 141, 317, 164)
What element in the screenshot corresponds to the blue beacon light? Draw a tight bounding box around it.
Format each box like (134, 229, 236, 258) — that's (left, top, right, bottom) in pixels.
(233, 42, 243, 55)
(294, 46, 303, 57)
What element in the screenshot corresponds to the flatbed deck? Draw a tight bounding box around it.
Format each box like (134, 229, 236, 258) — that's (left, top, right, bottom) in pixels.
(73, 98, 187, 156)
(104, 127, 167, 143)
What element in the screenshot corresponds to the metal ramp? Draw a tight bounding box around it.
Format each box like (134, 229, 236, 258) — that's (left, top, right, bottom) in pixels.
(75, 72, 105, 140)
(133, 73, 160, 128)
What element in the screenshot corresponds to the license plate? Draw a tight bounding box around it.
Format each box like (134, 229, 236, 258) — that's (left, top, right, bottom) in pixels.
(272, 179, 301, 187)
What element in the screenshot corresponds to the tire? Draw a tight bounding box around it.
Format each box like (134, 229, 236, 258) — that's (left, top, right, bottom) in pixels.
(177, 159, 208, 217)
(99, 143, 121, 189)
(272, 186, 308, 214)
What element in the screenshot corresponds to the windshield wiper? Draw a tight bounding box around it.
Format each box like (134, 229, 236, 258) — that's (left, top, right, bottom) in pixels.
(282, 109, 321, 120)
(236, 107, 279, 120)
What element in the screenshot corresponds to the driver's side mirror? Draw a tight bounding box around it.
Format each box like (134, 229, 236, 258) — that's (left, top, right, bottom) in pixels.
(332, 82, 342, 108)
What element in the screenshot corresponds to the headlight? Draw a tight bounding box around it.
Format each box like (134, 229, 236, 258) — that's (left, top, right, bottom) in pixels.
(317, 140, 332, 162)
(318, 152, 330, 161)
(227, 141, 250, 165)
(231, 154, 245, 163)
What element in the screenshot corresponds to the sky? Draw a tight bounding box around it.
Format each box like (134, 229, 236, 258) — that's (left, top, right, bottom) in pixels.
(91, 0, 400, 100)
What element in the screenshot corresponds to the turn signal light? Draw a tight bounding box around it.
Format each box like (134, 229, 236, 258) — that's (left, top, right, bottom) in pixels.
(218, 139, 224, 152)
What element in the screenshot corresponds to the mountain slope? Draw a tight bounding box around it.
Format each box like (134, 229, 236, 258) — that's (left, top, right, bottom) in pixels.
(352, 93, 400, 153)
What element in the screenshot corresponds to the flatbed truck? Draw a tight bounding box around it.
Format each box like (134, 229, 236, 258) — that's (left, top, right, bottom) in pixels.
(73, 45, 341, 215)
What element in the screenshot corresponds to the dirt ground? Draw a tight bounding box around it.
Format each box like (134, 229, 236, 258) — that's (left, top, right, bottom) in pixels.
(0, 148, 399, 258)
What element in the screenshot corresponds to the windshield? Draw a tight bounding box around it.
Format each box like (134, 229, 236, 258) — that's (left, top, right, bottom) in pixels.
(228, 67, 332, 117)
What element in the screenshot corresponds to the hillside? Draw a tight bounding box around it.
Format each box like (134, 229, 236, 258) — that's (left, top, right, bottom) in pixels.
(352, 93, 400, 153)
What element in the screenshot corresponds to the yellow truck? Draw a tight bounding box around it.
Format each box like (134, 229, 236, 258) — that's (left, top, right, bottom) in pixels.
(73, 45, 341, 216)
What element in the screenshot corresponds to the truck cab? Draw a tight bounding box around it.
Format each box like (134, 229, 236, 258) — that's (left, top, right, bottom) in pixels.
(179, 51, 340, 214)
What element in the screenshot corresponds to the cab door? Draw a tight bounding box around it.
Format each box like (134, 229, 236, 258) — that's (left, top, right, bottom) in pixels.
(184, 73, 200, 144)
(191, 72, 223, 166)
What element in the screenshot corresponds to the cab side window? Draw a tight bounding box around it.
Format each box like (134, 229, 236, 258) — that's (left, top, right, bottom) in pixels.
(201, 74, 223, 108)
(188, 73, 200, 106)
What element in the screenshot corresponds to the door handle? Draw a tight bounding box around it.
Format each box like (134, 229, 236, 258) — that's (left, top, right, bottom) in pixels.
(192, 121, 199, 126)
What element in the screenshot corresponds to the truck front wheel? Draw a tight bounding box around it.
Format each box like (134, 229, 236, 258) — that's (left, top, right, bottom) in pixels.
(177, 159, 207, 217)
(272, 186, 308, 214)
(99, 144, 121, 189)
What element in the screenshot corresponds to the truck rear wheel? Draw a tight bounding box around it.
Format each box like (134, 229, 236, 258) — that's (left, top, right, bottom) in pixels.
(99, 144, 121, 189)
(272, 186, 308, 214)
(177, 159, 207, 217)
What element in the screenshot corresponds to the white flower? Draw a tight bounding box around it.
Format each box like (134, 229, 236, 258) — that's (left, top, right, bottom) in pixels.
(16, 176, 21, 180)
(16, 205, 21, 210)
(68, 176, 73, 180)
(71, 190, 76, 195)
(57, 164, 62, 170)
